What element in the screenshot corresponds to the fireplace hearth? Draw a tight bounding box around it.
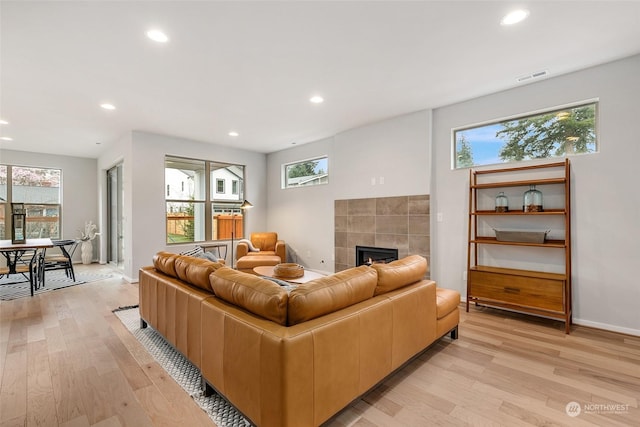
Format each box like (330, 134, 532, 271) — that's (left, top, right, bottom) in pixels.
(356, 246, 398, 266)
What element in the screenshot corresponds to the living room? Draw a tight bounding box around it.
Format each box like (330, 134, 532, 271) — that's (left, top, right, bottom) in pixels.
(4, 53, 637, 336)
(1, 2, 639, 425)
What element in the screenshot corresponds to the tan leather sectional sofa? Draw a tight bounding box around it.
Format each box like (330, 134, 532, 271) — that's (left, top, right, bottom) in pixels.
(139, 252, 460, 427)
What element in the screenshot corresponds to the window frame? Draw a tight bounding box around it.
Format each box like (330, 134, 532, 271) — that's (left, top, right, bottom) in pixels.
(216, 179, 225, 194)
(452, 100, 598, 170)
(0, 164, 62, 240)
(165, 155, 246, 244)
(282, 155, 329, 189)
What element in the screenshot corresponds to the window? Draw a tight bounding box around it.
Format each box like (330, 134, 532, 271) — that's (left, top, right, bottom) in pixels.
(282, 156, 329, 189)
(0, 164, 62, 239)
(165, 156, 246, 244)
(232, 180, 239, 195)
(453, 101, 597, 169)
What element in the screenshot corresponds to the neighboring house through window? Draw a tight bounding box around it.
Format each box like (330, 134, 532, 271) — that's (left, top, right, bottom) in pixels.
(165, 156, 246, 244)
(0, 164, 62, 239)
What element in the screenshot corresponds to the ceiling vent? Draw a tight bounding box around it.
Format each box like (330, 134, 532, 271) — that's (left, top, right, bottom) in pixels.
(516, 70, 548, 83)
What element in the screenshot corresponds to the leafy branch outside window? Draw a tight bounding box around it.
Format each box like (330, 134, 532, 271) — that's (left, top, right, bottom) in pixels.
(454, 103, 597, 168)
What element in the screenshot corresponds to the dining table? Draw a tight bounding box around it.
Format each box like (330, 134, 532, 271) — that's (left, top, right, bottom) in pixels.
(0, 238, 54, 296)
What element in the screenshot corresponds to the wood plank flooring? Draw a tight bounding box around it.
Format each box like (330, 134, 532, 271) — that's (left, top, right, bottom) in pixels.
(1, 264, 638, 426)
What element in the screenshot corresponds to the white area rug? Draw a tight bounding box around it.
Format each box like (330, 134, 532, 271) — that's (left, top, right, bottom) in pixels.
(113, 307, 250, 427)
(0, 271, 113, 300)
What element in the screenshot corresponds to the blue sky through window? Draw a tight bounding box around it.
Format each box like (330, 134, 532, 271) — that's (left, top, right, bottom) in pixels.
(456, 123, 505, 167)
(454, 102, 597, 169)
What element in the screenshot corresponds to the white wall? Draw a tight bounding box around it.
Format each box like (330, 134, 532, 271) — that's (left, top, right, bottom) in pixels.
(98, 131, 267, 282)
(0, 149, 98, 263)
(266, 110, 431, 273)
(432, 54, 640, 335)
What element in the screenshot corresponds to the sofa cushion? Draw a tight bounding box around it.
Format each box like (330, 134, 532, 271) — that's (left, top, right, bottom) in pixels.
(210, 267, 289, 325)
(371, 255, 428, 296)
(153, 251, 180, 278)
(436, 288, 460, 319)
(288, 266, 377, 326)
(174, 256, 224, 292)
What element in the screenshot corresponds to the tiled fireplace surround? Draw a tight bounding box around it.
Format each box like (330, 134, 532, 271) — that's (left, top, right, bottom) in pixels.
(334, 195, 430, 277)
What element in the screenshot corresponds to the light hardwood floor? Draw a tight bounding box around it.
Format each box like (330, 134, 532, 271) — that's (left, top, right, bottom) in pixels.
(1, 265, 638, 426)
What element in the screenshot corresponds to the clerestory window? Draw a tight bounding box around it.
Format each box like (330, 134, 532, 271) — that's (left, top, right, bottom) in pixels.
(453, 101, 597, 169)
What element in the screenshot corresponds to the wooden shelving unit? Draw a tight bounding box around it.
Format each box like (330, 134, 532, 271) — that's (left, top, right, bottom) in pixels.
(466, 159, 572, 333)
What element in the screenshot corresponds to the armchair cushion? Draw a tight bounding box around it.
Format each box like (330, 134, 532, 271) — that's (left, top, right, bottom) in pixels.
(250, 232, 278, 251)
(236, 232, 286, 263)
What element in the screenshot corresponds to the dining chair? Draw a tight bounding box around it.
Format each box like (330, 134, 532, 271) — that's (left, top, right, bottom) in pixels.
(38, 239, 78, 287)
(1, 248, 41, 295)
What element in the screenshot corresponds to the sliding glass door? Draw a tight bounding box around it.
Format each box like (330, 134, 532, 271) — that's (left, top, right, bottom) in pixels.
(107, 163, 124, 269)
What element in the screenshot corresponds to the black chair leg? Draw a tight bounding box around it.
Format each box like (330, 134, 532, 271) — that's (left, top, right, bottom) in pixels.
(68, 263, 76, 282)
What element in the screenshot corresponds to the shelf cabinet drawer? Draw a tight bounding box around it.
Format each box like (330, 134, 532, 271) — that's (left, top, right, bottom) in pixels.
(469, 270, 564, 312)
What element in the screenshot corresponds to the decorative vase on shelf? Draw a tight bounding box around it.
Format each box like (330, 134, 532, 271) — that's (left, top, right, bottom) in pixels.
(81, 240, 93, 264)
(523, 185, 543, 212)
(495, 192, 509, 212)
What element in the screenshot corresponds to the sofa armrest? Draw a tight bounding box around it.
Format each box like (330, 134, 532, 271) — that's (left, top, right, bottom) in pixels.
(236, 242, 249, 260)
(275, 240, 286, 263)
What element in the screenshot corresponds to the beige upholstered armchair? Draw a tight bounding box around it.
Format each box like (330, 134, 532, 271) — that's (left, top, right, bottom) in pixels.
(236, 232, 286, 263)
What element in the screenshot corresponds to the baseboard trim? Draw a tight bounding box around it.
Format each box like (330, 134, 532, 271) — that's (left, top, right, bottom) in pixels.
(462, 298, 640, 337)
(573, 318, 640, 337)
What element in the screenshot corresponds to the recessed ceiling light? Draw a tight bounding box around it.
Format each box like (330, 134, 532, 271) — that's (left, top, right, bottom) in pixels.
(0, 119, 8, 125)
(0, 136, 13, 141)
(146, 29, 169, 43)
(310, 96, 324, 104)
(100, 103, 116, 110)
(228, 131, 239, 137)
(501, 9, 530, 26)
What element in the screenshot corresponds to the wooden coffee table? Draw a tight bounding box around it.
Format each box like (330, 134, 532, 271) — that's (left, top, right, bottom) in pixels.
(253, 266, 326, 284)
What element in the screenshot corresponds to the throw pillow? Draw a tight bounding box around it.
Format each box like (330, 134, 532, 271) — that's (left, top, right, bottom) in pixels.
(195, 251, 221, 262)
(238, 239, 260, 252)
(261, 276, 298, 293)
(180, 245, 204, 257)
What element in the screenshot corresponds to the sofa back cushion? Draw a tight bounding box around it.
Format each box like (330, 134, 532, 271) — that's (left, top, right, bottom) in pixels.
(153, 251, 180, 277)
(210, 267, 289, 325)
(251, 232, 278, 252)
(174, 255, 223, 292)
(288, 266, 377, 326)
(371, 255, 427, 296)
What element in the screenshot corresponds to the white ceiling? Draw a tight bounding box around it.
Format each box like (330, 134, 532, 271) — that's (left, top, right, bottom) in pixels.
(1, 1, 640, 159)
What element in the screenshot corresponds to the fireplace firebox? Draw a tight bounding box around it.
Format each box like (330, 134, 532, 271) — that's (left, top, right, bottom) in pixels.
(355, 246, 399, 266)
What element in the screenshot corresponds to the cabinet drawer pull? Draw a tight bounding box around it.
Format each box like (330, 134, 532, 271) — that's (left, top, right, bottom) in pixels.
(504, 287, 520, 294)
